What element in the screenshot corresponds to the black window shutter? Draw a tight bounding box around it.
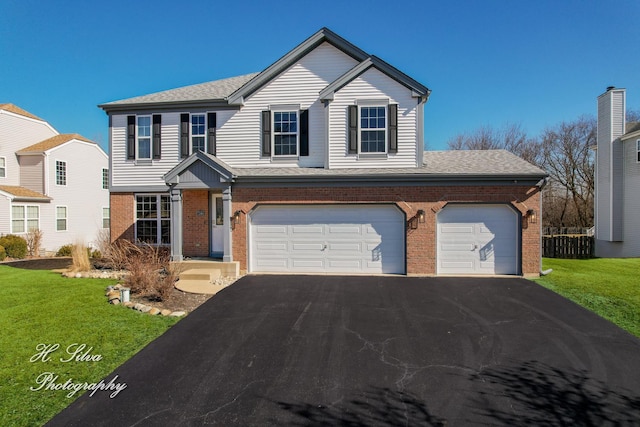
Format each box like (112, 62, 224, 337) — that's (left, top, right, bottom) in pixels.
(261, 110, 271, 156)
(300, 110, 309, 156)
(180, 113, 189, 158)
(348, 105, 358, 154)
(388, 104, 398, 153)
(207, 112, 217, 156)
(127, 115, 135, 160)
(152, 114, 161, 159)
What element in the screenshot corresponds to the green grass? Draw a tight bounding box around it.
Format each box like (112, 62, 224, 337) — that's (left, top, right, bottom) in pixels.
(0, 266, 180, 427)
(533, 258, 640, 338)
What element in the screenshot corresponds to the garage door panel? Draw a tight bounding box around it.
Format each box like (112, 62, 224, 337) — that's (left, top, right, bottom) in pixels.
(438, 204, 519, 275)
(250, 205, 405, 274)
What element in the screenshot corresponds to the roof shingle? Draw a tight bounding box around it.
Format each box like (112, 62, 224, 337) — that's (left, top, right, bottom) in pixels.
(0, 103, 45, 121)
(18, 133, 94, 153)
(0, 185, 50, 200)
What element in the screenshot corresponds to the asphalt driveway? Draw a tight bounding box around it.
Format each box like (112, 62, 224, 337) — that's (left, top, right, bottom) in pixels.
(47, 276, 640, 426)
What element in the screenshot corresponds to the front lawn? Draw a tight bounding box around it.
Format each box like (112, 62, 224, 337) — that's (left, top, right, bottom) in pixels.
(0, 265, 180, 427)
(534, 258, 640, 338)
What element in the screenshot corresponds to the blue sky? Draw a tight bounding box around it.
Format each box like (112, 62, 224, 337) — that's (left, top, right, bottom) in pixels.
(1, 0, 639, 152)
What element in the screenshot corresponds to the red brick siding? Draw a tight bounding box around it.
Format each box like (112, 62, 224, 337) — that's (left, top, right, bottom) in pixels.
(182, 190, 210, 257)
(232, 185, 542, 276)
(110, 193, 134, 242)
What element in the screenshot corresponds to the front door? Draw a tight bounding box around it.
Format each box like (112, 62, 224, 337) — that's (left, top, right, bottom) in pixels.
(210, 195, 224, 257)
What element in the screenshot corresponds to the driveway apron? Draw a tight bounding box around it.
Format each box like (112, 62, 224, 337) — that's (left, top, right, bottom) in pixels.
(47, 276, 640, 426)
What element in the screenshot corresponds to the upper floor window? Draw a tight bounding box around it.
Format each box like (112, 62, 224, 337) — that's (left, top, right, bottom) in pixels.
(360, 106, 386, 153)
(261, 109, 308, 158)
(273, 111, 298, 156)
(137, 116, 152, 159)
(102, 168, 109, 189)
(12, 205, 39, 233)
(348, 103, 398, 156)
(127, 115, 161, 161)
(191, 114, 206, 153)
(0, 157, 5, 178)
(56, 161, 66, 185)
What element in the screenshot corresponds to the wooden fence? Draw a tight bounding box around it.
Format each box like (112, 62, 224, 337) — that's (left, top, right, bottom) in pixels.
(542, 235, 595, 259)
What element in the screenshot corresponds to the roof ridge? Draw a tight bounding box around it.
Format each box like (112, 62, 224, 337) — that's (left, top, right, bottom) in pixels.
(0, 103, 45, 121)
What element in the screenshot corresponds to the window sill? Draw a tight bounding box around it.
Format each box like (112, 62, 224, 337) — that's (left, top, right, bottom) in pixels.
(270, 156, 299, 162)
(357, 153, 388, 160)
(134, 159, 153, 165)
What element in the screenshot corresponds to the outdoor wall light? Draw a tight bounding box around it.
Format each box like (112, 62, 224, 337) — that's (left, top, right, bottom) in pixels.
(526, 209, 537, 224)
(231, 210, 242, 230)
(417, 209, 426, 223)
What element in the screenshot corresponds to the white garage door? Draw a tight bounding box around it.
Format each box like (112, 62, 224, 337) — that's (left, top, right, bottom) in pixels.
(249, 204, 405, 274)
(437, 204, 519, 275)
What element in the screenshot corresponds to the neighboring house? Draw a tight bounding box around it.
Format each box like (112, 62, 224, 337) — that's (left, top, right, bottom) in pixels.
(594, 87, 640, 257)
(0, 104, 109, 254)
(100, 28, 547, 276)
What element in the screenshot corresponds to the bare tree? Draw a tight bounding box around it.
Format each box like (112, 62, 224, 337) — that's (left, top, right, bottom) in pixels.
(539, 116, 595, 228)
(447, 123, 541, 165)
(627, 109, 640, 123)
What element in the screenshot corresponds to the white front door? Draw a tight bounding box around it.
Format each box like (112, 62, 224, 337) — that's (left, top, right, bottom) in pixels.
(210, 195, 224, 257)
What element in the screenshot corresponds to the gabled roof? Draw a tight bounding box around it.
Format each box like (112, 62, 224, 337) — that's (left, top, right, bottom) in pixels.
(0, 185, 51, 201)
(0, 103, 45, 121)
(622, 121, 640, 139)
(99, 27, 430, 112)
(164, 151, 236, 185)
(319, 56, 430, 101)
(17, 133, 95, 154)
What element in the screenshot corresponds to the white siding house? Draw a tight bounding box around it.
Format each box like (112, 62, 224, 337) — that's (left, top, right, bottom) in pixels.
(594, 87, 640, 257)
(0, 104, 109, 255)
(100, 28, 547, 277)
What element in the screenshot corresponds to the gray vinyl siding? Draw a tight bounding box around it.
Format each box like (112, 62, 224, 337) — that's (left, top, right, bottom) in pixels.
(595, 89, 625, 242)
(19, 155, 44, 193)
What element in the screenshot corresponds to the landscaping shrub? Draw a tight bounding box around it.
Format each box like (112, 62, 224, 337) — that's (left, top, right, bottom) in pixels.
(0, 245, 6, 261)
(71, 242, 91, 272)
(25, 228, 43, 257)
(0, 235, 27, 259)
(124, 244, 177, 301)
(90, 249, 102, 259)
(56, 244, 73, 257)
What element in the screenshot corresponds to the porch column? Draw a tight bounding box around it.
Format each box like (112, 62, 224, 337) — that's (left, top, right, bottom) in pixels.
(170, 187, 183, 261)
(222, 186, 233, 262)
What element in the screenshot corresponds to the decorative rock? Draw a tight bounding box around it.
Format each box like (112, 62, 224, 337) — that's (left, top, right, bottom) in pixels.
(107, 290, 120, 299)
(123, 301, 135, 308)
(169, 311, 186, 317)
(133, 303, 144, 311)
(149, 308, 160, 315)
(105, 285, 114, 292)
(114, 284, 122, 290)
(160, 309, 172, 316)
(75, 273, 82, 278)
(140, 305, 152, 313)
(111, 299, 120, 305)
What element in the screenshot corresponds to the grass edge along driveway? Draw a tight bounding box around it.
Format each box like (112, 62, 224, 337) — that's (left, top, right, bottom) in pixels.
(533, 257, 640, 338)
(0, 265, 180, 427)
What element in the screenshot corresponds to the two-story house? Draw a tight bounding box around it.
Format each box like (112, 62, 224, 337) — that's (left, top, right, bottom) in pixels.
(100, 28, 547, 276)
(0, 103, 109, 255)
(594, 87, 640, 257)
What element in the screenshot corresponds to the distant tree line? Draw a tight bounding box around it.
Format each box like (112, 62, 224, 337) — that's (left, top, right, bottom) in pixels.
(446, 110, 640, 228)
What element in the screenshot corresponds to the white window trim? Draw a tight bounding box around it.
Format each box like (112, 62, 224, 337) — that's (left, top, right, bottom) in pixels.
(11, 204, 39, 234)
(56, 205, 68, 232)
(136, 115, 152, 160)
(271, 108, 300, 159)
(134, 194, 171, 245)
(0, 156, 6, 178)
(636, 139, 640, 163)
(357, 105, 388, 155)
(190, 113, 207, 155)
(55, 160, 67, 186)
